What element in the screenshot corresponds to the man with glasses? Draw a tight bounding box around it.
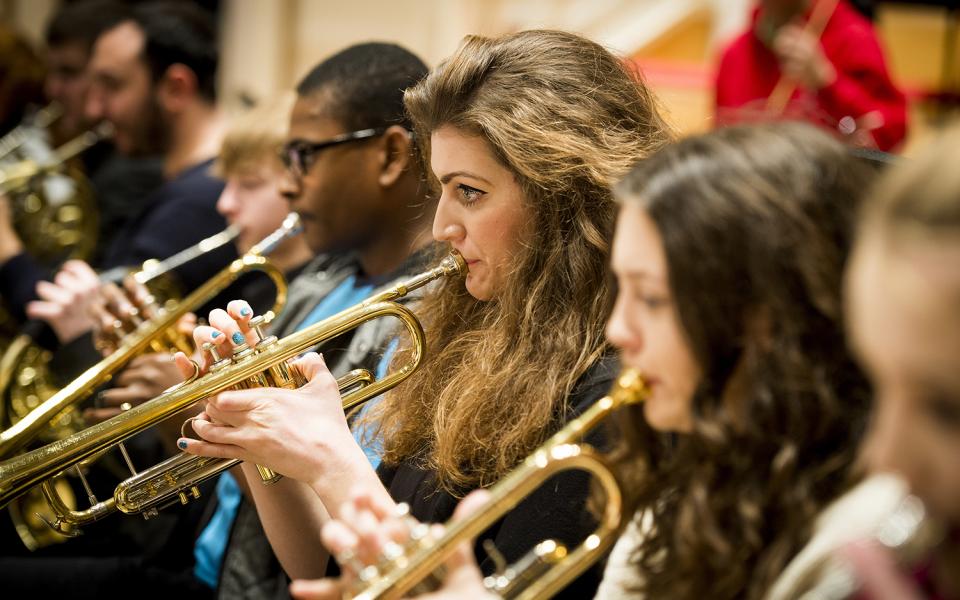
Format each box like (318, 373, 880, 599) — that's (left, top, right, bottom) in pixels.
(196, 42, 435, 600)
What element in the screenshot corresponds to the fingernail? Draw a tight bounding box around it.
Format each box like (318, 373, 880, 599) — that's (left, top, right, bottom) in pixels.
(178, 439, 188, 450)
(211, 331, 221, 339)
(231, 331, 245, 345)
(240, 307, 251, 316)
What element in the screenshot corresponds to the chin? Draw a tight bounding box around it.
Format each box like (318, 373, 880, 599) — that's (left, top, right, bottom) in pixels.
(464, 275, 493, 301)
(643, 398, 686, 433)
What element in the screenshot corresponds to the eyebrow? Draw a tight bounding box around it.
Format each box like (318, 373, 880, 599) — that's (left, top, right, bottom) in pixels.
(617, 270, 666, 284)
(438, 171, 493, 185)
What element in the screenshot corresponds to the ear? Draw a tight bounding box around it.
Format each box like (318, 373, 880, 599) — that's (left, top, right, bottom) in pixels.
(376, 125, 414, 188)
(155, 63, 199, 113)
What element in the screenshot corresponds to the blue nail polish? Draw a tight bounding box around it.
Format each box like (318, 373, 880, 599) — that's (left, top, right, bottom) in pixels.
(178, 439, 188, 450)
(211, 331, 221, 339)
(240, 307, 251, 316)
(232, 331, 245, 345)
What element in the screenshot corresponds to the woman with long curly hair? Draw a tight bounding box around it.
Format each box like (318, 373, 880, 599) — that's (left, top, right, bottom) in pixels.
(316, 122, 878, 599)
(176, 29, 671, 598)
(597, 122, 873, 600)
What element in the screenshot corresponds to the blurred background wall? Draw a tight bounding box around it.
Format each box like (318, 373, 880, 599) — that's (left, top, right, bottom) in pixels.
(2, 0, 957, 153)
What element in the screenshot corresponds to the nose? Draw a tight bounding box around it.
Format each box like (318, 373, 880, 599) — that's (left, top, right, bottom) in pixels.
(606, 293, 641, 355)
(432, 193, 466, 244)
(216, 181, 239, 218)
(44, 76, 62, 105)
(278, 168, 301, 206)
(84, 85, 105, 123)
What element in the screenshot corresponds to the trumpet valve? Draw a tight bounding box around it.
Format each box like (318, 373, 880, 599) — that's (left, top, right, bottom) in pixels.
(231, 340, 254, 362)
(177, 486, 201, 505)
(202, 342, 232, 372)
(248, 312, 278, 349)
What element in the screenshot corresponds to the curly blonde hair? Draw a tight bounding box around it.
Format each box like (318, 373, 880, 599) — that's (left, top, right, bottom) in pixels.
(362, 30, 671, 492)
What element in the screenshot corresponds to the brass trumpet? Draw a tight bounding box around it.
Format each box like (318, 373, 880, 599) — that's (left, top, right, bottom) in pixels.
(0, 216, 295, 459)
(346, 369, 647, 600)
(0, 251, 466, 531)
(0, 221, 242, 443)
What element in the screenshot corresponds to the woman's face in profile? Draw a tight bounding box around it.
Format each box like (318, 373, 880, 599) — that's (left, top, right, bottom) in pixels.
(429, 126, 530, 301)
(606, 202, 701, 433)
(848, 231, 960, 525)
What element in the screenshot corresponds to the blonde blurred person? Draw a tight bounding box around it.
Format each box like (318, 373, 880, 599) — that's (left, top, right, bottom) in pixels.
(85, 94, 312, 425)
(837, 125, 960, 599)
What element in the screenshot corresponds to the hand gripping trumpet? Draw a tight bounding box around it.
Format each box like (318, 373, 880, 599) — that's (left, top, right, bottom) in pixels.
(0, 214, 298, 459)
(346, 369, 647, 600)
(0, 251, 466, 532)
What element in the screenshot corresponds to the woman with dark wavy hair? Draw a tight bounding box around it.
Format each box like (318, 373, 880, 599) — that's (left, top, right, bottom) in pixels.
(177, 29, 671, 599)
(314, 122, 877, 600)
(598, 121, 873, 599)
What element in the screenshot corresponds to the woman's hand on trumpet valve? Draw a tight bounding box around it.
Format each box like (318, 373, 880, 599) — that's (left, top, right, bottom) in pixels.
(174, 300, 358, 486)
(288, 486, 494, 600)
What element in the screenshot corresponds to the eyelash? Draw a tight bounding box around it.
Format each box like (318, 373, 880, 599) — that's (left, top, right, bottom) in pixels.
(641, 296, 667, 309)
(238, 178, 265, 190)
(455, 183, 485, 205)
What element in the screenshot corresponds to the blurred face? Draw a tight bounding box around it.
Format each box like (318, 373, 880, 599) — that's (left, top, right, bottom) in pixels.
(279, 95, 384, 255)
(430, 126, 530, 301)
(606, 202, 701, 432)
(849, 232, 960, 525)
(85, 22, 164, 155)
(45, 42, 90, 138)
(216, 160, 289, 254)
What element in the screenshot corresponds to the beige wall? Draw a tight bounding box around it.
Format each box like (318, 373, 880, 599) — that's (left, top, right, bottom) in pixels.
(216, 0, 725, 111)
(4, 0, 954, 146)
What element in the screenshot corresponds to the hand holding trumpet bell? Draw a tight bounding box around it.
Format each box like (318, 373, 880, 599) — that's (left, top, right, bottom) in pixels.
(174, 300, 379, 493)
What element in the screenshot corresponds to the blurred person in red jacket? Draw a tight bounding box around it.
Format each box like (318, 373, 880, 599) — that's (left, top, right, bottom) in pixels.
(715, 0, 907, 152)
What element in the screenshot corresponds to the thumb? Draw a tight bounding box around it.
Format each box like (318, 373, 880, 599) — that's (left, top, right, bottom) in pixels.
(452, 489, 491, 522)
(292, 352, 330, 384)
(289, 578, 342, 600)
(173, 351, 200, 380)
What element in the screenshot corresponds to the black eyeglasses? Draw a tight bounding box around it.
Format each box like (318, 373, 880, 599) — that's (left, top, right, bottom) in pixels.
(280, 128, 387, 178)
